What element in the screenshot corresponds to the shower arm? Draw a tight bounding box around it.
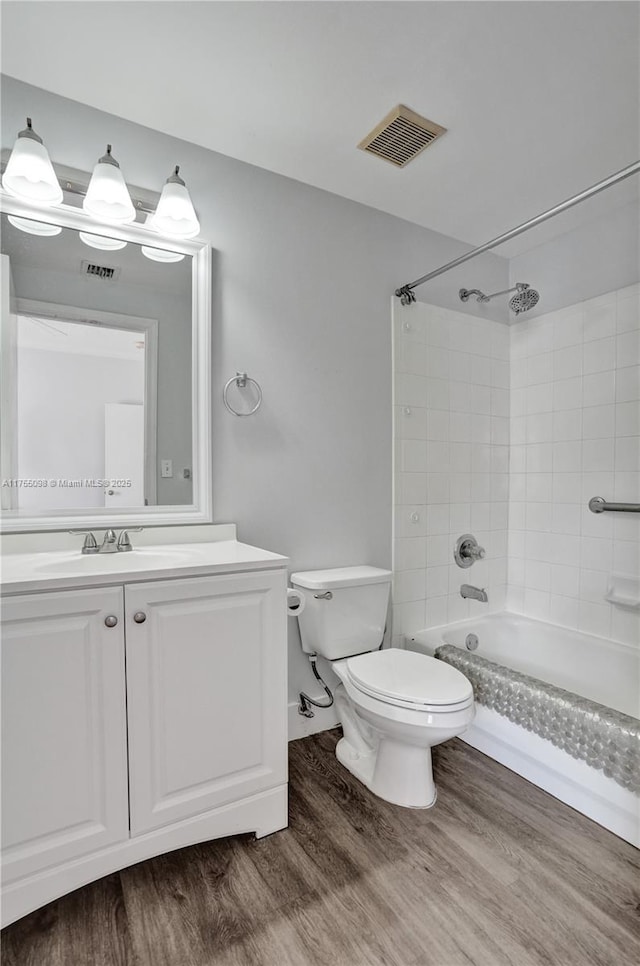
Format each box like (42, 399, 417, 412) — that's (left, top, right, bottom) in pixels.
(459, 282, 527, 303)
(395, 159, 640, 304)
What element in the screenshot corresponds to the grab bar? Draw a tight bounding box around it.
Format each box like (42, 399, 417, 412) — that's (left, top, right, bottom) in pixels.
(589, 496, 640, 514)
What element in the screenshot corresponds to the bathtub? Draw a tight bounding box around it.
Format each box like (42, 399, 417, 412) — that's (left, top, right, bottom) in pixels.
(408, 613, 640, 848)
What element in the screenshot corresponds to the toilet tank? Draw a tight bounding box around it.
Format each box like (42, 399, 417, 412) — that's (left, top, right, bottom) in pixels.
(290, 566, 391, 660)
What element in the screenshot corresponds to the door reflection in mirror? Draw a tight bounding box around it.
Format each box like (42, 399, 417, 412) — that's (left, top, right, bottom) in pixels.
(15, 314, 146, 510)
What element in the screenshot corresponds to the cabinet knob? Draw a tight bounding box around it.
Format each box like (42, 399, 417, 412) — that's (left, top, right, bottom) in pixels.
(133, 611, 147, 624)
(104, 615, 118, 628)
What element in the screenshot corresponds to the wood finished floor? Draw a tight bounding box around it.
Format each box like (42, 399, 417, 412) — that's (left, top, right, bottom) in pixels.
(2, 730, 639, 966)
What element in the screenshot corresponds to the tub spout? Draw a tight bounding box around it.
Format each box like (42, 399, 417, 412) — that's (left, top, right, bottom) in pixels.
(461, 584, 488, 603)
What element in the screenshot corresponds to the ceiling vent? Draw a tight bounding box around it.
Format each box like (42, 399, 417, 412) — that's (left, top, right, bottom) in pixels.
(358, 105, 446, 167)
(81, 260, 120, 281)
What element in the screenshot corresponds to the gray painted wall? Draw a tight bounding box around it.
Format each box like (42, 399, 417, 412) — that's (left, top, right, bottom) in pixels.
(1, 75, 509, 704)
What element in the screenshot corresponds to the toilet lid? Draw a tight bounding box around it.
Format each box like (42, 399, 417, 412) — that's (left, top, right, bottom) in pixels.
(345, 649, 473, 707)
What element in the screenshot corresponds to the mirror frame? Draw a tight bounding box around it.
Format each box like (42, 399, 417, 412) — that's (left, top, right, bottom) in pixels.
(0, 193, 212, 532)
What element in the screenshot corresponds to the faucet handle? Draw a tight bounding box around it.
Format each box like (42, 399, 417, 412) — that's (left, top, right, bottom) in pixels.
(69, 530, 98, 554)
(116, 527, 143, 551)
(454, 534, 486, 568)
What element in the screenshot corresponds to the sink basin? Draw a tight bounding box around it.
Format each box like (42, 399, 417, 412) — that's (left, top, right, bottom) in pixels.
(33, 547, 198, 574)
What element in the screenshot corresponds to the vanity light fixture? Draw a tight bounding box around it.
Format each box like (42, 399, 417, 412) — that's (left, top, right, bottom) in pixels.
(141, 245, 185, 263)
(79, 231, 127, 251)
(7, 215, 62, 237)
(2, 118, 63, 205)
(83, 145, 136, 224)
(148, 166, 200, 239)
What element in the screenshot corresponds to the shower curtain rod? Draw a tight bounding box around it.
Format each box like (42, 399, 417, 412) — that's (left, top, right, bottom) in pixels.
(395, 159, 640, 305)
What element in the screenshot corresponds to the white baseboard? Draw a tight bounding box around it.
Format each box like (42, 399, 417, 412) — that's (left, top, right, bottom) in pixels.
(288, 700, 340, 741)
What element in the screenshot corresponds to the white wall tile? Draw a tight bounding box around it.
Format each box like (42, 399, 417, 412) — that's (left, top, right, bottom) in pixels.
(426, 378, 450, 411)
(553, 345, 582, 380)
(426, 534, 451, 566)
(551, 309, 583, 349)
(616, 295, 640, 334)
(553, 409, 582, 441)
(615, 436, 640, 472)
(396, 373, 427, 407)
(425, 473, 450, 504)
(611, 607, 640, 646)
(393, 600, 426, 636)
(393, 569, 427, 603)
(615, 366, 640, 402)
(615, 402, 640, 437)
(583, 293, 617, 342)
(582, 405, 614, 440)
(396, 472, 427, 506)
(582, 371, 615, 407)
(426, 566, 449, 599)
(581, 437, 614, 473)
(549, 595, 580, 628)
(616, 330, 640, 369)
(550, 563, 580, 598)
(553, 377, 582, 411)
(579, 568, 608, 603)
(426, 346, 450, 379)
(394, 537, 428, 571)
(583, 337, 616, 375)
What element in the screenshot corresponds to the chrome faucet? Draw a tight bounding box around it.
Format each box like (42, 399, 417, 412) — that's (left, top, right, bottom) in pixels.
(460, 584, 488, 603)
(99, 529, 118, 553)
(116, 528, 143, 552)
(70, 528, 143, 554)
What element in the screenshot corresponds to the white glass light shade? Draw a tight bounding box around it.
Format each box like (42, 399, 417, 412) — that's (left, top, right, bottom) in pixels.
(141, 245, 185, 263)
(83, 146, 136, 224)
(7, 216, 62, 237)
(2, 122, 63, 205)
(79, 231, 127, 251)
(149, 167, 200, 238)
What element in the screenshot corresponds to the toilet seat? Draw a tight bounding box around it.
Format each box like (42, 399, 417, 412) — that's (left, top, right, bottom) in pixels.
(344, 648, 473, 712)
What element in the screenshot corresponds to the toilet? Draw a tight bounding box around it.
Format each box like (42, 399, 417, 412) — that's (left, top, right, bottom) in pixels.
(291, 566, 475, 808)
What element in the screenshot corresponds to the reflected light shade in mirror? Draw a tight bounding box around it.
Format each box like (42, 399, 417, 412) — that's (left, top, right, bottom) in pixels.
(7, 215, 62, 237)
(79, 231, 127, 251)
(141, 245, 185, 263)
(148, 166, 200, 239)
(2, 118, 63, 205)
(83, 145, 136, 224)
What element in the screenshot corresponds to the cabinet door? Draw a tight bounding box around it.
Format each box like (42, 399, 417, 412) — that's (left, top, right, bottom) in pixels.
(125, 570, 287, 835)
(1, 587, 129, 886)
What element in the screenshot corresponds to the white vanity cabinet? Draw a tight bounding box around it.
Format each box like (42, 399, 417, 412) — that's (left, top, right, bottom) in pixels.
(1, 587, 130, 884)
(1, 553, 288, 927)
(125, 572, 287, 834)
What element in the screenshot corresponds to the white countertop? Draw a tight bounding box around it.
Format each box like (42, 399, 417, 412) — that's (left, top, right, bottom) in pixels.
(0, 541, 289, 595)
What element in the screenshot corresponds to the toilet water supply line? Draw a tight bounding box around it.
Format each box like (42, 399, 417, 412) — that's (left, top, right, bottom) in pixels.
(286, 587, 334, 718)
(298, 656, 335, 718)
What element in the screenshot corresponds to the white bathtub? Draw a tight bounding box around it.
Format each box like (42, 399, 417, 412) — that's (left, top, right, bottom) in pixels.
(408, 612, 640, 848)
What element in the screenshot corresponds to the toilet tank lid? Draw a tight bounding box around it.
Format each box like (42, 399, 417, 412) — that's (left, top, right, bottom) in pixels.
(290, 566, 392, 590)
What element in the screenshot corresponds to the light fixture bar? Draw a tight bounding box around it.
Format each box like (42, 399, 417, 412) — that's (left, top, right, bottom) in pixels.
(0, 154, 158, 215)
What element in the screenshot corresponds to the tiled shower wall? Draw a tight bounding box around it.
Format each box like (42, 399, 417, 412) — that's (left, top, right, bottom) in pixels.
(392, 301, 510, 645)
(506, 284, 640, 646)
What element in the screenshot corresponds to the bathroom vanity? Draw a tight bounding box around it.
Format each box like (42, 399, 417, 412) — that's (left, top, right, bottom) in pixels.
(0, 527, 288, 926)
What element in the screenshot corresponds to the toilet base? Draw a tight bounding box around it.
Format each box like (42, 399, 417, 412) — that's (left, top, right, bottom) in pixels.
(335, 736, 437, 809)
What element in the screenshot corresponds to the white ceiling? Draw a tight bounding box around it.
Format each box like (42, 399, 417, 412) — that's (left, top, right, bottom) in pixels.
(2, 1, 639, 254)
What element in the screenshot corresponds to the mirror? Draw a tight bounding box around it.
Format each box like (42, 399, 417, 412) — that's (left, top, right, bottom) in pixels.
(0, 198, 211, 532)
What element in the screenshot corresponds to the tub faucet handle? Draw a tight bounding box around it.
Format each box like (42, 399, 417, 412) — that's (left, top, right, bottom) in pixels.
(454, 534, 486, 568)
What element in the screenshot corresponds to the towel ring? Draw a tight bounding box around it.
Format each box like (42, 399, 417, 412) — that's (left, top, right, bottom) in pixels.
(223, 372, 263, 417)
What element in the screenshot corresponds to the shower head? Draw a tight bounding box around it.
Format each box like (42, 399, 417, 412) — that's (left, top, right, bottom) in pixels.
(459, 281, 540, 315)
(508, 284, 540, 315)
